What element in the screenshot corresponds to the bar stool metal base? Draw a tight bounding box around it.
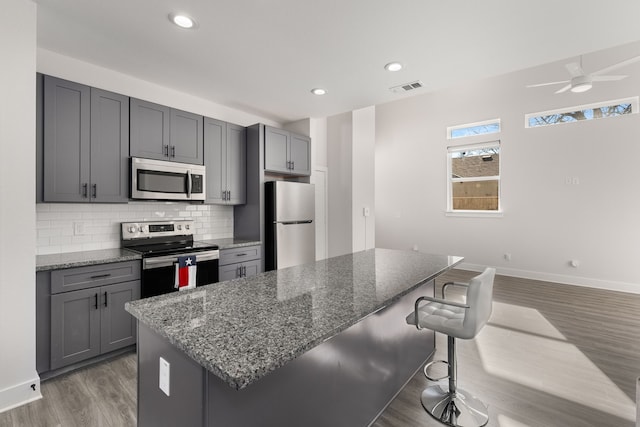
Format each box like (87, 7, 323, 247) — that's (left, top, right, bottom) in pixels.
(421, 384, 489, 427)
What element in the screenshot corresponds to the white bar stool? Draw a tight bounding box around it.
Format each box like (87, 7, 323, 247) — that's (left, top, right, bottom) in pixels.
(406, 267, 495, 427)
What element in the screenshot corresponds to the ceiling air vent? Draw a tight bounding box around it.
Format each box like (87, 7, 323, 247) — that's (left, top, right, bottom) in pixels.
(390, 80, 424, 93)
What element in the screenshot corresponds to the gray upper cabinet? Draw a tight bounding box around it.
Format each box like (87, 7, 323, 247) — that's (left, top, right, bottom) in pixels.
(130, 98, 204, 165)
(264, 126, 311, 176)
(289, 133, 311, 175)
(90, 88, 130, 202)
(171, 109, 204, 164)
(43, 76, 90, 202)
(129, 98, 170, 162)
(204, 118, 246, 205)
(42, 75, 129, 203)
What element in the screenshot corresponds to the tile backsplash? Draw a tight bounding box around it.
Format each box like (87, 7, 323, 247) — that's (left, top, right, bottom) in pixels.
(36, 202, 233, 255)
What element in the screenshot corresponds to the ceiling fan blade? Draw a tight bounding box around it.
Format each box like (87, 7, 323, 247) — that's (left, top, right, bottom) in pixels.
(591, 75, 627, 82)
(526, 80, 569, 88)
(591, 55, 640, 76)
(565, 61, 584, 77)
(555, 84, 572, 94)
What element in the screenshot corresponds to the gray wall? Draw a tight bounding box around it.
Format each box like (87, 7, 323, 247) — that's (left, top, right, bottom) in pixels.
(327, 112, 353, 257)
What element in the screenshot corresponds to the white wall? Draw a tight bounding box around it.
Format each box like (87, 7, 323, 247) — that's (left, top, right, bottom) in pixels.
(375, 41, 640, 293)
(352, 107, 375, 252)
(37, 49, 280, 128)
(0, 0, 41, 412)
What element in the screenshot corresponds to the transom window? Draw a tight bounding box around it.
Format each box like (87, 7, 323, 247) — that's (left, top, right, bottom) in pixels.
(525, 97, 638, 128)
(447, 141, 501, 213)
(447, 118, 501, 139)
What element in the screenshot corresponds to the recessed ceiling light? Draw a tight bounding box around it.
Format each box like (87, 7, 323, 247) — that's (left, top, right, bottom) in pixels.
(384, 62, 403, 72)
(311, 88, 327, 95)
(169, 13, 197, 29)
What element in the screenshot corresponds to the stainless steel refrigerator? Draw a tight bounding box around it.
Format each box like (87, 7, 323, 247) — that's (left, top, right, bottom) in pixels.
(265, 181, 315, 271)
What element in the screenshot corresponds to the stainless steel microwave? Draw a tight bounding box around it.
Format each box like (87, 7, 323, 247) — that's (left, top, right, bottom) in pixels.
(131, 157, 206, 201)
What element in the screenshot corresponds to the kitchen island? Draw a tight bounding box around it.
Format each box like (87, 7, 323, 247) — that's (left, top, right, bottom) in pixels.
(126, 248, 462, 427)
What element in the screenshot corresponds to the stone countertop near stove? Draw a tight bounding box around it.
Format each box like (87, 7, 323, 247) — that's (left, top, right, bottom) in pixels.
(125, 248, 463, 390)
(198, 238, 261, 250)
(36, 248, 142, 272)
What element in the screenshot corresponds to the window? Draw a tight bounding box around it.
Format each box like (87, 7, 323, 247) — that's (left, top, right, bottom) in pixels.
(525, 97, 638, 128)
(447, 118, 501, 139)
(447, 141, 501, 213)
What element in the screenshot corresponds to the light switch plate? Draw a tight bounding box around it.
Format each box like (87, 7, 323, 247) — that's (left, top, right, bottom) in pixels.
(159, 357, 170, 396)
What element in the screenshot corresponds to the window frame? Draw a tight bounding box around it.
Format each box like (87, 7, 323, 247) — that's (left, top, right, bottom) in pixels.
(446, 140, 502, 217)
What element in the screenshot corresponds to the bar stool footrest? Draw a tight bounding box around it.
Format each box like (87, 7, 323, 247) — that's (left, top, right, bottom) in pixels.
(423, 359, 450, 381)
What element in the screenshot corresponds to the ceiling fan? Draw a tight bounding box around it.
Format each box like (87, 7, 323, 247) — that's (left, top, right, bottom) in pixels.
(527, 54, 640, 94)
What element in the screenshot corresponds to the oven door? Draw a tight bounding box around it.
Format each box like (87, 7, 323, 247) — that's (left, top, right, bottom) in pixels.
(131, 157, 205, 201)
(141, 250, 219, 298)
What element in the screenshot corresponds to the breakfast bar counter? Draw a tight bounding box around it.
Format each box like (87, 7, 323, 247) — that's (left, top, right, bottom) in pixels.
(126, 248, 462, 426)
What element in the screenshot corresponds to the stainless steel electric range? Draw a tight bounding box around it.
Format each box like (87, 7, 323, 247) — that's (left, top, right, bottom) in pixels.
(121, 220, 219, 298)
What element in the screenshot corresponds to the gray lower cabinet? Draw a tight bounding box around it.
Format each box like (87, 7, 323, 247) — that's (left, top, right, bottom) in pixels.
(264, 126, 311, 176)
(38, 261, 141, 375)
(41, 74, 129, 203)
(219, 245, 262, 281)
(204, 118, 246, 205)
(130, 98, 204, 165)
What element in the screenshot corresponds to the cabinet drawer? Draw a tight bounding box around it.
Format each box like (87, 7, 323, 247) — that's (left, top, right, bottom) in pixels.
(219, 245, 261, 266)
(51, 260, 141, 294)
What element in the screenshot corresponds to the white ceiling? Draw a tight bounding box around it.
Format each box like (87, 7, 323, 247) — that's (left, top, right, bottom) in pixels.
(36, 0, 640, 124)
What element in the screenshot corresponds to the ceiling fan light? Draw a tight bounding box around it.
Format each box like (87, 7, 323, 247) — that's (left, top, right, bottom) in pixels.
(570, 75, 592, 93)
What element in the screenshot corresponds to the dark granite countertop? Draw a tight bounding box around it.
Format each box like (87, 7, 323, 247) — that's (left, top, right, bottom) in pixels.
(36, 248, 142, 272)
(198, 238, 261, 250)
(125, 248, 463, 390)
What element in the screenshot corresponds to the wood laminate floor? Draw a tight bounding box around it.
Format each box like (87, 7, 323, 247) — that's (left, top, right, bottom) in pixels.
(1, 270, 639, 427)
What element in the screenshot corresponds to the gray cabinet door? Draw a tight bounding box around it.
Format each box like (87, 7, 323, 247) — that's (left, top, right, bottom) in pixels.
(130, 98, 170, 161)
(219, 263, 241, 281)
(171, 109, 204, 165)
(243, 259, 262, 278)
(290, 133, 311, 176)
(90, 88, 129, 202)
(204, 117, 226, 204)
(226, 124, 246, 204)
(50, 287, 101, 370)
(264, 126, 290, 173)
(100, 280, 140, 353)
(43, 75, 91, 202)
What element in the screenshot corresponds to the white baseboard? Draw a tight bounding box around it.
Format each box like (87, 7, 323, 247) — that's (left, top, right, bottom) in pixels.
(0, 375, 42, 414)
(458, 262, 640, 295)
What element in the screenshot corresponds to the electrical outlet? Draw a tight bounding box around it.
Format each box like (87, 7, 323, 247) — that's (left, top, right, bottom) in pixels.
(73, 222, 84, 236)
(363, 207, 370, 217)
(159, 357, 170, 396)
(504, 253, 512, 261)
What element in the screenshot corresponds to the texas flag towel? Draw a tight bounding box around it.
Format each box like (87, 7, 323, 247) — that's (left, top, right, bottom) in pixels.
(175, 255, 197, 291)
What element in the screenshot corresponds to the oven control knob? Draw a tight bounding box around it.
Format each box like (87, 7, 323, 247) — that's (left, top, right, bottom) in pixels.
(128, 226, 138, 233)
(177, 224, 182, 230)
(140, 226, 147, 233)
(185, 224, 190, 230)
